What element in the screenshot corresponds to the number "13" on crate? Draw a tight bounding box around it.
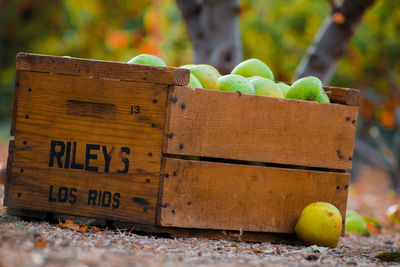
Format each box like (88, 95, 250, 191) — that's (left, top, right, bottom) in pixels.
(131, 105, 140, 115)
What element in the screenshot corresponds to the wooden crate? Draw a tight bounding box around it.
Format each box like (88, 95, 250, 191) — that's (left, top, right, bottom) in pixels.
(4, 53, 359, 242)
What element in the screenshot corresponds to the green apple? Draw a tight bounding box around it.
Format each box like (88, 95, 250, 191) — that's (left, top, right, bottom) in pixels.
(200, 64, 221, 78)
(231, 58, 274, 81)
(187, 73, 203, 88)
(286, 76, 324, 102)
(128, 54, 166, 67)
(295, 202, 342, 248)
(277, 82, 290, 98)
(345, 210, 370, 236)
(250, 78, 284, 98)
(180, 64, 219, 90)
(219, 74, 255, 94)
(247, 76, 263, 81)
(318, 92, 331, 103)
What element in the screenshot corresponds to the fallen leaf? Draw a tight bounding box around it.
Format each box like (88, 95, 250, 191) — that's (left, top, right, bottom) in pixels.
(304, 252, 319, 261)
(92, 226, 101, 233)
(64, 220, 74, 226)
(79, 225, 88, 233)
(69, 224, 80, 232)
(375, 252, 400, 262)
(34, 237, 47, 249)
(306, 245, 329, 253)
(250, 246, 264, 253)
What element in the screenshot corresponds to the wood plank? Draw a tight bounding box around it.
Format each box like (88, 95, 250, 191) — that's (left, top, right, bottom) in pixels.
(159, 158, 349, 233)
(323, 86, 360, 106)
(3, 140, 14, 206)
(16, 53, 190, 86)
(164, 86, 358, 170)
(5, 71, 168, 224)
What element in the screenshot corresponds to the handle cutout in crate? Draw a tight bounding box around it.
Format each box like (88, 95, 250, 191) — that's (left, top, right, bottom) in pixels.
(66, 100, 116, 120)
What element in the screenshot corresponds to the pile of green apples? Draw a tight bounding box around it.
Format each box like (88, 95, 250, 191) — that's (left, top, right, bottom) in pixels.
(128, 54, 330, 103)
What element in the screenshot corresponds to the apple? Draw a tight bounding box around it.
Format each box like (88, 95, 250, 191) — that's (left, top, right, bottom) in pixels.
(218, 74, 255, 94)
(201, 64, 221, 78)
(250, 78, 284, 98)
(127, 54, 166, 67)
(386, 204, 400, 223)
(295, 202, 342, 248)
(187, 73, 203, 89)
(180, 64, 219, 90)
(276, 82, 290, 98)
(345, 210, 370, 236)
(231, 58, 274, 81)
(286, 76, 324, 102)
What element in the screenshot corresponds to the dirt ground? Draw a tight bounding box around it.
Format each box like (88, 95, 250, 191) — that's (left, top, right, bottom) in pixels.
(1, 166, 400, 267)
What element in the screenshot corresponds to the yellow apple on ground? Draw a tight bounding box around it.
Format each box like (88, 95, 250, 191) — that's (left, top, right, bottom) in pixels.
(218, 74, 255, 94)
(386, 204, 400, 223)
(180, 64, 219, 90)
(231, 58, 274, 81)
(295, 202, 342, 248)
(127, 54, 166, 67)
(250, 77, 284, 98)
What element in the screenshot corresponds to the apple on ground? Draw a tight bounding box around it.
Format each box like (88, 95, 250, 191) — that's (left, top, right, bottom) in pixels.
(345, 210, 370, 236)
(295, 202, 342, 248)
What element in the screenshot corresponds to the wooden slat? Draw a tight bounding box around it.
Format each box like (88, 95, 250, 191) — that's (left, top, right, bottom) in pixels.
(323, 86, 360, 106)
(3, 140, 14, 206)
(16, 53, 190, 86)
(164, 86, 358, 170)
(159, 158, 349, 233)
(5, 71, 168, 224)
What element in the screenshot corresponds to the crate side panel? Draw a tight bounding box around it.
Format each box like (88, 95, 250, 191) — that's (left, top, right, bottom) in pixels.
(16, 53, 190, 86)
(160, 158, 349, 233)
(164, 87, 358, 170)
(6, 71, 168, 224)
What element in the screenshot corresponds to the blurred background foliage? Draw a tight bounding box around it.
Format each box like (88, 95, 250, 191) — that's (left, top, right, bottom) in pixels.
(1, 0, 400, 130)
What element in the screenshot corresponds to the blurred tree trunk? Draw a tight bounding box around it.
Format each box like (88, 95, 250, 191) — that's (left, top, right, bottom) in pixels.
(176, 0, 242, 74)
(294, 0, 375, 84)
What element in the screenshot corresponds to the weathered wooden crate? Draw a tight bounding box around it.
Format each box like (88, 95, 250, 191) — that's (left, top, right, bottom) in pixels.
(4, 53, 360, 242)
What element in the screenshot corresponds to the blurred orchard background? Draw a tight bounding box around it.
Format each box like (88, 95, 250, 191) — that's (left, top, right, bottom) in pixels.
(0, 0, 400, 193)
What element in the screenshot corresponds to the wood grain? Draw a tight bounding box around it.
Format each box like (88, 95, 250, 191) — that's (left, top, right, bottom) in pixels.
(16, 53, 190, 86)
(323, 86, 360, 106)
(164, 86, 359, 170)
(159, 158, 349, 233)
(6, 71, 168, 224)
